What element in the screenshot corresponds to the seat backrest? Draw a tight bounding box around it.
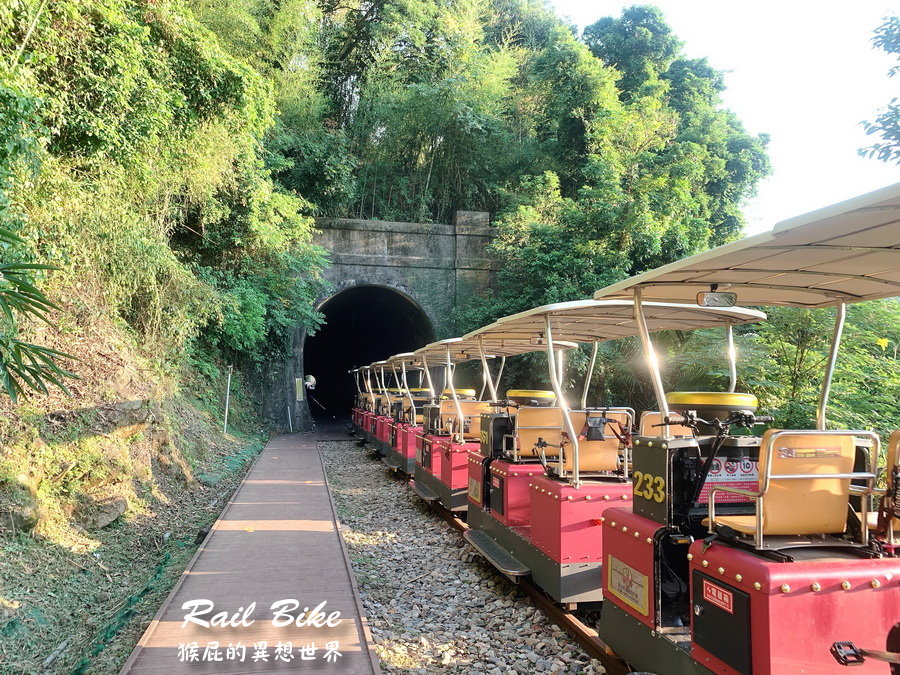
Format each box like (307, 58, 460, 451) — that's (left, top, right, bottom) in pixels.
(515, 406, 563, 457)
(563, 410, 629, 472)
(639, 411, 694, 437)
(887, 430, 900, 535)
(380, 394, 399, 415)
(759, 429, 856, 536)
(439, 400, 493, 439)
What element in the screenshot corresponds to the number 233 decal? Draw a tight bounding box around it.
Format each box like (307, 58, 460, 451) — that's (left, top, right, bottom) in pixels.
(632, 470, 665, 503)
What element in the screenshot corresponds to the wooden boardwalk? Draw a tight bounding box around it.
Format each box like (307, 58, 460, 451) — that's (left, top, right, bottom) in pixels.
(121, 432, 379, 674)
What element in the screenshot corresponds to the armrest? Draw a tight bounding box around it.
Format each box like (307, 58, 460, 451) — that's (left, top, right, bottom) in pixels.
(707, 486, 762, 533)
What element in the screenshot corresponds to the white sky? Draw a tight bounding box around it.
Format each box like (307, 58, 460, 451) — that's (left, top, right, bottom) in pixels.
(550, 0, 900, 234)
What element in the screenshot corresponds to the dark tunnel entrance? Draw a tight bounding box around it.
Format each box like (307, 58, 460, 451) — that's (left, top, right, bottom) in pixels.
(303, 286, 435, 419)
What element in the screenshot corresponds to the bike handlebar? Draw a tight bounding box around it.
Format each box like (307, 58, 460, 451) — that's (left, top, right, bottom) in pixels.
(661, 411, 774, 430)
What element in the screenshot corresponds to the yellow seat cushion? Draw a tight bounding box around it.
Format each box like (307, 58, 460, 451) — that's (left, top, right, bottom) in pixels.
(711, 515, 757, 534)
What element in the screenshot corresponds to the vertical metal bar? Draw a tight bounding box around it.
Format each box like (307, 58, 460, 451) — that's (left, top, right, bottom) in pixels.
(401, 362, 416, 424)
(391, 362, 404, 423)
(421, 355, 436, 398)
(556, 347, 565, 385)
(446, 346, 465, 443)
(287, 403, 293, 433)
(545, 315, 581, 487)
(634, 289, 669, 436)
(726, 323, 738, 393)
(365, 368, 375, 409)
(817, 302, 846, 430)
(223, 364, 233, 435)
(495, 356, 506, 395)
(478, 336, 498, 401)
(581, 341, 599, 409)
(377, 366, 388, 415)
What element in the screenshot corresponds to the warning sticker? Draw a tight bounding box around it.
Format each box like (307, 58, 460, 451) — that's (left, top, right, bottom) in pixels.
(607, 555, 649, 616)
(703, 579, 734, 614)
(468, 476, 482, 503)
(698, 457, 758, 504)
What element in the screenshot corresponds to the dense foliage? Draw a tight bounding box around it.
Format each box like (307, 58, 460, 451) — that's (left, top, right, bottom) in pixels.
(448, 5, 770, 326)
(1, 0, 328, 396)
(1, 0, 895, 440)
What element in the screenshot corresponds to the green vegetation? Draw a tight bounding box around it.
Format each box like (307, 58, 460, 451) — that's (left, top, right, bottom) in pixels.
(0, 0, 897, 670)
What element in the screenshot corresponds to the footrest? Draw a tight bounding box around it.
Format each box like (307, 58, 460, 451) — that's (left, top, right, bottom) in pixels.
(463, 529, 530, 577)
(382, 456, 400, 471)
(410, 480, 438, 502)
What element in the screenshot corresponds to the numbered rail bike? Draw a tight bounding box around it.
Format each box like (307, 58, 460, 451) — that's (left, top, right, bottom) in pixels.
(459, 299, 764, 608)
(585, 182, 900, 675)
(347, 183, 900, 674)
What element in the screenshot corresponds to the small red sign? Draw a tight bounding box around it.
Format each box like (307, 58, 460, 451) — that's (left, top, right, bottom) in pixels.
(703, 579, 734, 614)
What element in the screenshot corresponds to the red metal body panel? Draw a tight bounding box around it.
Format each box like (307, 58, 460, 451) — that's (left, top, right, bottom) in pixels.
(363, 411, 375, 436)
(375, 416, 392, 444)
(688, 540, 900, 674)
(467, 450, 485, 507)
(529, 476, 633, 564)
(415, 428, 428, 455)
(599, 507, 660, 628)
(388, 419, 398, 449)
(488, 460, 545, 526)
(397, 425, 419, 459)
(439, 440, 478, 489)
(416, 434, 447, 477)
(392, 422, 409, 453)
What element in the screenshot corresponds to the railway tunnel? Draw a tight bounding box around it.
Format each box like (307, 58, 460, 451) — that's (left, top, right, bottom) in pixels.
(303, 285, 435, 419)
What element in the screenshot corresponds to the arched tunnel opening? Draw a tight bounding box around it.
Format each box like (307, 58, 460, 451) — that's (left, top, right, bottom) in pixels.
(303, 285, 435, 419)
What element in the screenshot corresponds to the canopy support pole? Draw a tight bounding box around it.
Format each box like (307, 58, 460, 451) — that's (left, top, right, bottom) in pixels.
(446, 346, 465, 443)
(634, 289, 669, 436)
(365, 369, 375, 409)
(726, 323, 737, 393)
(581, 341, 599, 409)
(401, 363, 416, 424)
(495, 356, 507, 396)
(817, 301, 846, 430)
(421, 355, 436, 399)
(478, 336, 498, 401)
(545, 315, 581, 488)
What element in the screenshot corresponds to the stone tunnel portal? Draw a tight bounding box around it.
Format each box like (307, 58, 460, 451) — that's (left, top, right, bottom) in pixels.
(303, 286, 435, 419)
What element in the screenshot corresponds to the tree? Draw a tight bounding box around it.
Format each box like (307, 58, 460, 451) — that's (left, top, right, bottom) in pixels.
(861, 16, 900, 164)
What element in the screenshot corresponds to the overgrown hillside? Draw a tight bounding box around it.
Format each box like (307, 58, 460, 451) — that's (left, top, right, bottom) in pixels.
(1, 0, 326, 670)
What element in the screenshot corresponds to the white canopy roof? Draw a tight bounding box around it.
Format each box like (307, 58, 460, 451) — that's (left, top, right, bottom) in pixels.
(387, 352, 425, 369)
(593, 182, 900, 307)
(471, 299, 765, 344)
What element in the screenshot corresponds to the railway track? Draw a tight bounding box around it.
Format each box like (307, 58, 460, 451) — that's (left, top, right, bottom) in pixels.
(372, 450, 633, 675)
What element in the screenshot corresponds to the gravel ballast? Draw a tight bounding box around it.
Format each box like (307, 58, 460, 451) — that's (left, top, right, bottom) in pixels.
(319, 439, 608, 674)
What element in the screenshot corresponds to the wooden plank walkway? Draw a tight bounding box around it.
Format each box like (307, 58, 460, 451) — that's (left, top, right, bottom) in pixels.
(121, 433, 379, 674)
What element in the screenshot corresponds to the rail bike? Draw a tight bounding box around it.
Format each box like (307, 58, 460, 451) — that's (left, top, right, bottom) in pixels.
(347, 182, 900, 673)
